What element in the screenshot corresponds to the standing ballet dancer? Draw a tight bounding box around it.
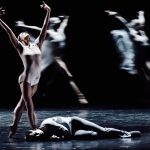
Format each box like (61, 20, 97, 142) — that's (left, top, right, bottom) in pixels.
(0, 1, 51, 137)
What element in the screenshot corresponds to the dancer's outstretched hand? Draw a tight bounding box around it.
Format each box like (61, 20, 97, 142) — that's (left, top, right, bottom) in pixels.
(15, 20, 25, 27)
(40, 1, 51, 11)
(0, 7, 5, 17)
(104, 10, 118, 16)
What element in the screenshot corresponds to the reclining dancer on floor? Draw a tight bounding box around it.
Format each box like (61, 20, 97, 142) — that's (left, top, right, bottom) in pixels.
(26, 116, 141, 141)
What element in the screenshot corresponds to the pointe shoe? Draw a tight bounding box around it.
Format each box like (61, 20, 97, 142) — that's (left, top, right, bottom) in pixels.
(8, 125, 17, 138)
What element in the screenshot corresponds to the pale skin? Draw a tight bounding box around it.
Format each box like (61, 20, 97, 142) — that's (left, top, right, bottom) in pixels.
(0, 1, 51, 137)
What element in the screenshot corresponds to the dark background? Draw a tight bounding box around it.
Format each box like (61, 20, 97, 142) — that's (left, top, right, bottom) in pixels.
(0, 0, 150, 108)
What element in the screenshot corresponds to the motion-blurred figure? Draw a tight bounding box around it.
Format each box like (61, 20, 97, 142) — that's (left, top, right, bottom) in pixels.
(105, 10, 150, 79)
(16, 15, 88, 104)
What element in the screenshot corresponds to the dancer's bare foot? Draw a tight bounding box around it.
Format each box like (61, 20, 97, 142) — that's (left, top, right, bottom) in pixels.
(120, 130, 141, 138)
(78, 94, 88, 104)
(8, 125, 17, 138)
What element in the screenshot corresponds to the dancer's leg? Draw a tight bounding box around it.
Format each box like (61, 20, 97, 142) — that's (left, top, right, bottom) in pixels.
(22, 82, 37, 130)
(9, 96, 25, 138)
(55, 57, 88, 104)
(71, 116, 140, 138)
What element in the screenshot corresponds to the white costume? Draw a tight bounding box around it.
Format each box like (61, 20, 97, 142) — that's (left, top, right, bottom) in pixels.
(111, 29, 137, 74)
(18, 43, 41, 86)
(39, 116, 72, 134)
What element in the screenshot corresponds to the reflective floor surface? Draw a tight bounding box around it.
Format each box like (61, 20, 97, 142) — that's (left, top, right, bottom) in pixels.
(0, 108, 150, 150)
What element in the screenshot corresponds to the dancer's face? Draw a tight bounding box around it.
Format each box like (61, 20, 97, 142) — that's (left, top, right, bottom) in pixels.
(26, 129, 44, 141)
(18, 32, 30, 44)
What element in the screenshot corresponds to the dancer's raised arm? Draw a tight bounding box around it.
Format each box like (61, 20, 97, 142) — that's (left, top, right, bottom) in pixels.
(36, 1, 51, 49)
(15, 20, 42, 31)
(0, 7, 22, 53)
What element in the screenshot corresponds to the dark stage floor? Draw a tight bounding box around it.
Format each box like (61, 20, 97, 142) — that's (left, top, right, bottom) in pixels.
(0, 108, 150, 150)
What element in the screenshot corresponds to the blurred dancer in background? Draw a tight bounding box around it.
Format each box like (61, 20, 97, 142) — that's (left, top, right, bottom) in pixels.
(105, 10, 150, 80)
